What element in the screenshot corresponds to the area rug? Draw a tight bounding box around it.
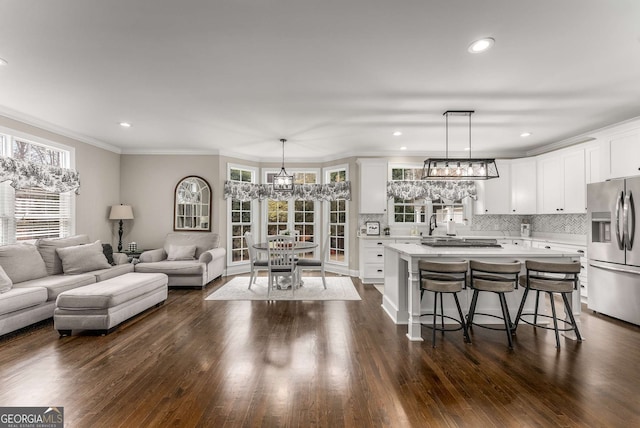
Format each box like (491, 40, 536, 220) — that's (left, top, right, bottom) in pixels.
(205, 276, 361, 301)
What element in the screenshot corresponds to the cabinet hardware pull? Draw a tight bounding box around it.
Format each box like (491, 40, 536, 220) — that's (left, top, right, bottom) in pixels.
(577, 250, 584, 254)
(377, 269, 383, 273)
(377, 254, 383, 257)
(545, 246, 551, 249)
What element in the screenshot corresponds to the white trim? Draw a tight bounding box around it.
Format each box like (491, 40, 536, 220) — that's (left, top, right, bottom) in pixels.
(226, 164, 259, 267)
(322, 164, 350, 268)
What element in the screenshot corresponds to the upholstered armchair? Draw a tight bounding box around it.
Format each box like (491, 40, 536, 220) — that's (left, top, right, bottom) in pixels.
(135, 232, 225, 288)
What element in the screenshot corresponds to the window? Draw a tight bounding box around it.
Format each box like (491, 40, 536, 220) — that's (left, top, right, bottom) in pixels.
(228, 166, 256, 264)
(325, 166, 348, 265)
(0, 134, 74, 244)
(390, 166, 424, 223)
(265, 170, 319, 258)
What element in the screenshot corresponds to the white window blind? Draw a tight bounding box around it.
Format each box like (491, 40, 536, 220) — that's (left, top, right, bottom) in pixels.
(15, 188, 72, 241)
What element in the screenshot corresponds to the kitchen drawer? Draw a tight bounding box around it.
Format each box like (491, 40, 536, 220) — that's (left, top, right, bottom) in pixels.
(364, 247, 386, 262)
(362, 239, 389, 249)
(363, 263, 385, 279)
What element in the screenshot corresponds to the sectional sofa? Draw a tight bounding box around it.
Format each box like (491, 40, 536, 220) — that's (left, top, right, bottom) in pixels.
(0, 235, 134, 337)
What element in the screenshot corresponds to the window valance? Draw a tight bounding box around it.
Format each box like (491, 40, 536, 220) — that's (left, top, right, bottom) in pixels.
(387, 180, 477, 201)
(224, 181, 351, 202)
(0, 156, 81, 194)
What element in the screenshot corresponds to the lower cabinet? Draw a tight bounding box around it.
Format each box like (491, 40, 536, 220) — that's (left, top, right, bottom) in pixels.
(359, 237, 419, 284)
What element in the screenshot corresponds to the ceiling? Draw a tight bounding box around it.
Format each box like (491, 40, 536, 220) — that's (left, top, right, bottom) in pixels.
(1, 0, 640, 161)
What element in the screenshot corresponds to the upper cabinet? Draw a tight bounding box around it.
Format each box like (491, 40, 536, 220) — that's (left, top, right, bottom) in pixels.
(510, 158, 537, 214)
(537, 147, 586, 214)
(606, 128, 640, 179)
(357, 158, 388, 214)
(474, 160, 511, 215)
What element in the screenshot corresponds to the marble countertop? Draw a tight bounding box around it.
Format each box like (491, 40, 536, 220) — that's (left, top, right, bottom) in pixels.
(358, 233, 587, 247)
(385, 242, 580, 258)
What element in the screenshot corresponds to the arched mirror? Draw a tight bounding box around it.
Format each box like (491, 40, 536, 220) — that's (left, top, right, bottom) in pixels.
(174, 176, 212, 231)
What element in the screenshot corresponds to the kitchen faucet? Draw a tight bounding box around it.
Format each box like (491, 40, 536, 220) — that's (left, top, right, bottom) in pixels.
(428, 214, 437, 236)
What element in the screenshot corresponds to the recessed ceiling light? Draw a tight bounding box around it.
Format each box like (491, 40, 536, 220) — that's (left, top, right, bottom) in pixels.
(0, 57, 8, 66)
(119, 122, 132, 128)
(468, 37, 495, 53)
(393, 131, 402, 136)
(520, 132, 532, 137)
(400, 146, 407, 151)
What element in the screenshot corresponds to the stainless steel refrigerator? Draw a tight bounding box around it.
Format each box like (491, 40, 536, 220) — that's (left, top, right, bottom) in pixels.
(587, 177, 639, 325)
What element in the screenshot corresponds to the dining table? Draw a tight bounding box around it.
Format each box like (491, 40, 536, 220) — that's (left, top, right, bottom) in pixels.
(253, 241, 318, 289)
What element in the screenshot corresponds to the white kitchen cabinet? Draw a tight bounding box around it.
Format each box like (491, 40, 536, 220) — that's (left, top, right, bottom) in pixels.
(585, 143, 602, 184)
(531, 240, 588, 302)
(537, 147, 586, 214)
(359, 237, 419, 284)
(607, 128, 640, 179)
(510, 158, 536, 214)
(474, 160, 511, 215)
(357, 158, 388, 214)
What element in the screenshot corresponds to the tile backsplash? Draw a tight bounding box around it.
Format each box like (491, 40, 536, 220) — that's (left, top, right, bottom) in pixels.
(359, 213, 587, 235)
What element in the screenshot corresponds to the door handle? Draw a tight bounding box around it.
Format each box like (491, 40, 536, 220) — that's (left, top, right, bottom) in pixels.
(589, 261, 640, 276)
(615, 191, 624, 250)
(625, 191, 635, 250)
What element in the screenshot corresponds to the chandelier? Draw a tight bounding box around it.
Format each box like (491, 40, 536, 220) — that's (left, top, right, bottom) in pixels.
(422, 110, 499, 180)
(272, 138, 294, 191)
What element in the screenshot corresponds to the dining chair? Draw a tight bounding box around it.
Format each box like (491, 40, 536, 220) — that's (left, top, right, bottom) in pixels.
(266, 235, 297, 298)
(244, 231, 268, 289)
(296, 231, 330, 289)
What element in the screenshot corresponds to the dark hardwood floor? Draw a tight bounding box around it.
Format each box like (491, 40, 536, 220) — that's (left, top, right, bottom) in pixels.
(1, 274, 638, 427)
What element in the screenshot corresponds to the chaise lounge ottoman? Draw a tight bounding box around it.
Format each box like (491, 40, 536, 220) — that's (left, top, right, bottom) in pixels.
(54, 272, 168, 336)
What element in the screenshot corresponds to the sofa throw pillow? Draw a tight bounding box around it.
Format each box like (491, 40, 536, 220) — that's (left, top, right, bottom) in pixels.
(36, 234, 91, 275)
(166, 244, 197, 261)
(0, 266, 12, 293)
(0, 243, 48, 284)
(56, 240, 111, 274)
(102, 243, 116, 266)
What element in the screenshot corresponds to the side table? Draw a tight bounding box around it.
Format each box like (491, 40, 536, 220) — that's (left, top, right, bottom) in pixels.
(123, 250, 145, 264)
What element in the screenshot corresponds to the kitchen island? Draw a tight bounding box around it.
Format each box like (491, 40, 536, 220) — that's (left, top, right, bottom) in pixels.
(382, 243, 582, 341)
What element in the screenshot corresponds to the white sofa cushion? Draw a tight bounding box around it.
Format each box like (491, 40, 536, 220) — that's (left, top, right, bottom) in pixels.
(36, 234, 91, 275)
(0, 266, 12, 293)
(134, 260, 205, 275)
(167, 244, 197, 261)
(0, 243, 48, 284)
(0, 287, 48, 316)
(56, 240, 111, 275)
(14, 273, 96, 301)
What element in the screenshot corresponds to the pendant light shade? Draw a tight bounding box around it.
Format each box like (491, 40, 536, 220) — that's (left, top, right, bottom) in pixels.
(273, 138, 294, 191)
(422, 110, 499, 180)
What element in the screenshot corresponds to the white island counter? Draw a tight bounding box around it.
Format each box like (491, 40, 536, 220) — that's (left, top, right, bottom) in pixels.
(382, 243, 582, 341)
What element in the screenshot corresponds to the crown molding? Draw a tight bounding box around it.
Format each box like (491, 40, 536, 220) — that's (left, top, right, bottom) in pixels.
(0, 106, 121, 154)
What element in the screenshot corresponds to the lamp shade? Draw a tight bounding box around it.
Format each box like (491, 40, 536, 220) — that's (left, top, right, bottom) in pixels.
(109, 204, 134, 220)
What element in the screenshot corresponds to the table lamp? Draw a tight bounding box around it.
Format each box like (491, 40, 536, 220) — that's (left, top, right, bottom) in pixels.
(109, 204, 134, 252)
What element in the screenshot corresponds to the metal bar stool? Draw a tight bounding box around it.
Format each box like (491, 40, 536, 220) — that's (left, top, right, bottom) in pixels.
(514, 260, 583, 348)
(467, 260, 521, 349)
(418, 260, 470, 347)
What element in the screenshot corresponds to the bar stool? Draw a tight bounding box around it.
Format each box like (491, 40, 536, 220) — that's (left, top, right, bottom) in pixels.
(418, 260, 470, 347)
(514, 260, 583, 348)
(467, 260, 521, 349)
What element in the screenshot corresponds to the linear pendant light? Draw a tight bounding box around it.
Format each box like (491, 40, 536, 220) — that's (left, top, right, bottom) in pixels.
(422, 110, 499, 180)
(273, 138, 294, 191)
